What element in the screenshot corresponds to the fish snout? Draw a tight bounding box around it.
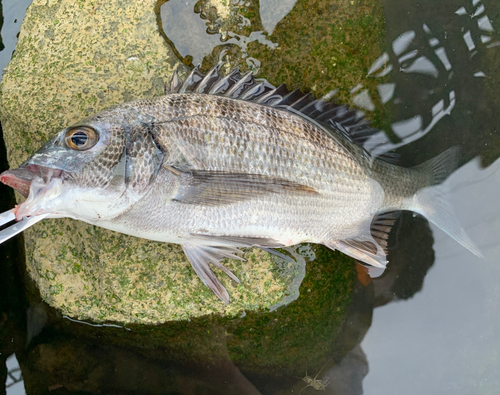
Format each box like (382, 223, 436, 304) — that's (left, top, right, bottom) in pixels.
(0, 165, 66, 197)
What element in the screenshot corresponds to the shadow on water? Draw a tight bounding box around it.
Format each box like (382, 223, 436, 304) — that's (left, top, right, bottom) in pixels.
(1, 0, 500, 394)
(0, 2, 27, 393)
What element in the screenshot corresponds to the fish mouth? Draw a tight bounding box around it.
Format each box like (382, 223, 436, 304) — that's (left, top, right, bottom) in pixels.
(0, 165, 66, 197)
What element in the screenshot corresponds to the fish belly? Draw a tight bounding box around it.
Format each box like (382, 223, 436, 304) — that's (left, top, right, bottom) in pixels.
(96, 168, 384, 248)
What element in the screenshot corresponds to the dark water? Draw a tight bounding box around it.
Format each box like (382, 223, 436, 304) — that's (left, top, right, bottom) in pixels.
(1, 2, 36, 394)
(1, 0, 500, 394)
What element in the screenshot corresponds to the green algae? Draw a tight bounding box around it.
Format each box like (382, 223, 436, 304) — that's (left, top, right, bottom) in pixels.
(48, 245, 356, 377)
(224, 246, 355, 375)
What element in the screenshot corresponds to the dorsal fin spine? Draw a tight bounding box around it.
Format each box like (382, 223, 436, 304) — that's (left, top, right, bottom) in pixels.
(241, 81, 266, 100)
(224, 71, 254, 98)
(208, 67, 240, 95)
(195, 62, 221, 93)
(167, 69, 182, 94)
(179, 65, 204, 93)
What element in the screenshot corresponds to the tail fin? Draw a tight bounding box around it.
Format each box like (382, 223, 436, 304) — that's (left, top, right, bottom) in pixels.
(412, 147, 483, 258)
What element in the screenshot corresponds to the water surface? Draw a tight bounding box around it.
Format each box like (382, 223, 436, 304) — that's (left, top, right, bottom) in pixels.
(1, 0, 500, 394)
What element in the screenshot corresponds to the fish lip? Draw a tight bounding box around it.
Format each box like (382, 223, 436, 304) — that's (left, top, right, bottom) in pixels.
(0, 165, 66, 197)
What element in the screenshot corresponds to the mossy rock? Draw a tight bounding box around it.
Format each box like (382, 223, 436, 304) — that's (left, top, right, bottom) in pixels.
(0, 0, 381, 324)
(225, 246, 356, 375)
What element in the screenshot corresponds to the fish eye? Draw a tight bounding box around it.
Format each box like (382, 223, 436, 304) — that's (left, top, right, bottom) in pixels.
(65, 127, 99, 151)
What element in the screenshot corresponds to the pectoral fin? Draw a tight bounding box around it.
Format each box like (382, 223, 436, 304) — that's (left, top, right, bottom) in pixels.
(182, 244, 243, 304)
(169, 167, 318, 206)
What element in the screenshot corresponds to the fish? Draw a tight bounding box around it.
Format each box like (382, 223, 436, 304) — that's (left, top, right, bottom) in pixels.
(0, 64, 481, 304)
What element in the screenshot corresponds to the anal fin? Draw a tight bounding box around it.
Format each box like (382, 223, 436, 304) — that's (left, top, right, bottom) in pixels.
(370, 211, 400, 255)
(324, 212, 401, 277)
(355, 259, 387, 278)
(323, 211, 400, 278)
(182, 244, 243, 304)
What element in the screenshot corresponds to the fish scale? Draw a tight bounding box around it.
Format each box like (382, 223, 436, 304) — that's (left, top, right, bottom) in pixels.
(150, 95, 363, 191)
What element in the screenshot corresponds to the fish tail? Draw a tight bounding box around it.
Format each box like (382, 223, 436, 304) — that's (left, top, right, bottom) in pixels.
(411, 147, 483, 258)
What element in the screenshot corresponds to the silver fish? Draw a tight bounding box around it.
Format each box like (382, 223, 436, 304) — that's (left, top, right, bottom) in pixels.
(0, 64, 481, 303)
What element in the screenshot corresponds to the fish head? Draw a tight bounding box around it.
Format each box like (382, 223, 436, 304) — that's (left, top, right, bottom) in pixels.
(1, 107, 164, 222)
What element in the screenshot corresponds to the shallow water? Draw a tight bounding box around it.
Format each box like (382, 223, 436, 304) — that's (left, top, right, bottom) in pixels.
(1, 0, 500, 394)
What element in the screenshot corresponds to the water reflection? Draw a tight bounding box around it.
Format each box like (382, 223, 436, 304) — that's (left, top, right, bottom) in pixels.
(259, 0, 296, 35)
(365, 0, 500, 159)
(160, 0, 281, 71)
(5, 354, 24, 394)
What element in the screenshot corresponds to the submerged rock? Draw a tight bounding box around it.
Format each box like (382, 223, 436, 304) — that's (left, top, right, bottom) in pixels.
(18, 246, 360, 392)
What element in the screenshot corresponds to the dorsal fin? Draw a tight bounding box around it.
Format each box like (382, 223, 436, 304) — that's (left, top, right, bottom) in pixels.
(255, 84, 290, 105)
(224, 71, 255, 98)
(165, 69, 183, 94)
(166, 63, 393, 161)
(209, 67, 241, 95)
(240, 81, 276, 101)
(274, 90, 307, 107)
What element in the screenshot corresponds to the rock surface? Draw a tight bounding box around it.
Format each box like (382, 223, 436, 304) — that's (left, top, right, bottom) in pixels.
(18, 246, 359, 392)
(0, 0, 306, 323)
(0, 0, 386, 325)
